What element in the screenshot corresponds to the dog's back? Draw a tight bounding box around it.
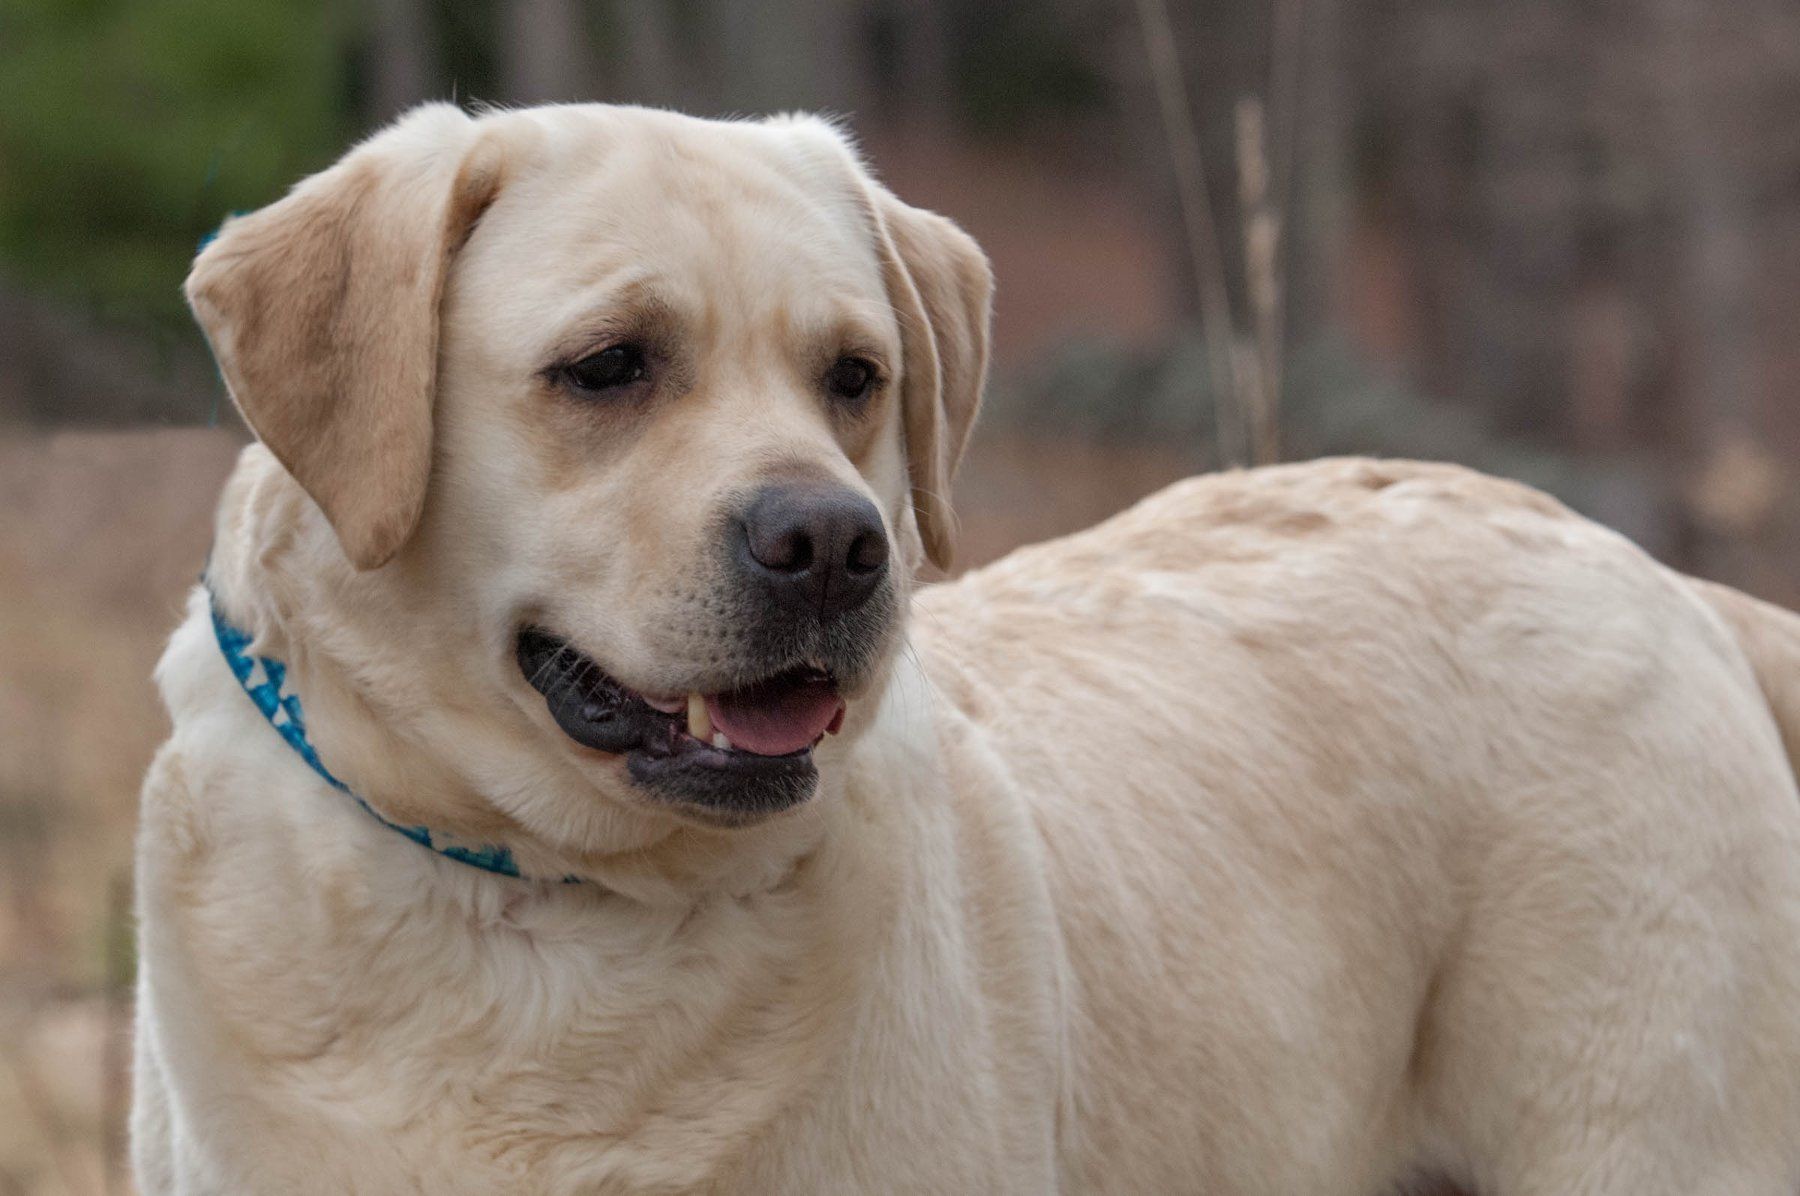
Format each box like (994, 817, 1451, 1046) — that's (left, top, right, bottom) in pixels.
(916, 457, 1800, 1192)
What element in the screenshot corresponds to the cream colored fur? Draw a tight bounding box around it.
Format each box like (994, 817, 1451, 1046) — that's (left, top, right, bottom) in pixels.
(135, 104, 1800, 1194)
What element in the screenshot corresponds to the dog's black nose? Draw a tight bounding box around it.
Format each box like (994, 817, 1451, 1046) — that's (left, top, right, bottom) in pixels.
(739, 483, 889, 620)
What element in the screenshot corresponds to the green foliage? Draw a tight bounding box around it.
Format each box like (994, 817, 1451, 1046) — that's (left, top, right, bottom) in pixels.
(0, 0, 349, 327)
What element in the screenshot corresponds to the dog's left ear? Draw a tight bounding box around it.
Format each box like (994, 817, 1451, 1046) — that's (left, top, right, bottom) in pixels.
(865, 188, 994, 572)
(186, 103, 506, 570)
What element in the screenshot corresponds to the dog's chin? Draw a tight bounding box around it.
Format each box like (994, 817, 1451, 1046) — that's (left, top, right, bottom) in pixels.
(628, 748, 820, 828)
(515, 628, 864, 825)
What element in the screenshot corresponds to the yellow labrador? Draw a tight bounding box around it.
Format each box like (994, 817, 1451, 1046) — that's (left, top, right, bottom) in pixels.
(135, 103, 1800, 1194)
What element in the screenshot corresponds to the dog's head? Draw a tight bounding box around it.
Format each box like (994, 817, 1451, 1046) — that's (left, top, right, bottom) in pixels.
(188, 104, 989, 849)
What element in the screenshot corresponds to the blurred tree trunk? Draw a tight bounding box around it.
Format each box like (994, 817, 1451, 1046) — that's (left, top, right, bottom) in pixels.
(711, 0, 869, 116)
(1343, 0, 1800, 587)
(1280, 0, 1348, 353)
(614, 0, 684, 109)
(500, 0, 598, 103)
(1655, 0, 1756, 448)
(368, 0, 437, 122)
(1351, 0, 1798, 431)
(1353, 0, 1596, 441)
(1652, 0, 1785, 579)
(869, 0, 954, 129)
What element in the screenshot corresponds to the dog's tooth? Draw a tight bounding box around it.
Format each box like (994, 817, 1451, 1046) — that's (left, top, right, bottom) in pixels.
(711, 732, 732, 751)
(687, 693, 712, 741)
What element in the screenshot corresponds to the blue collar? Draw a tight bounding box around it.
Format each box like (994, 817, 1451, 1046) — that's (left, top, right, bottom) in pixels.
(208, 592, 580, 884)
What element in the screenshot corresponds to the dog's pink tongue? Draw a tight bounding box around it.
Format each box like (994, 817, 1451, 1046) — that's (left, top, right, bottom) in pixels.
(705, 676, 844, 756)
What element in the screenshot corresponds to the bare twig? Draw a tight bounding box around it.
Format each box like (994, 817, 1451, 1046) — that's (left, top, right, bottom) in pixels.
(1132, 0, 1250, 466)
(1236, 97, 1282, 464)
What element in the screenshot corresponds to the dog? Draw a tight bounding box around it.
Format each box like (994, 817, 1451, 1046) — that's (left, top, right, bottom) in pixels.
(134, 102, 1800, 1194)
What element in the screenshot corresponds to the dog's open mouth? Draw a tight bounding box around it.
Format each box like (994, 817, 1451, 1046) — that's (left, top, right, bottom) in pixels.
(516, 628, 846, 817)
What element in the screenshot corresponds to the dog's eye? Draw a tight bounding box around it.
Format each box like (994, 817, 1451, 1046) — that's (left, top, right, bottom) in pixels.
(825, 356, 877, 404)
(564, 345, 647, 393)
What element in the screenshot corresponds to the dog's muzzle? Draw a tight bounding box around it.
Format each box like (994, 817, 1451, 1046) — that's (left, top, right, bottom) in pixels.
(517, 483, 898, 821)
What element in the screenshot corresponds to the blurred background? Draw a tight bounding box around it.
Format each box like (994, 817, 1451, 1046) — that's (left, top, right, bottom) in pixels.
(3, 0, 1799, 1188)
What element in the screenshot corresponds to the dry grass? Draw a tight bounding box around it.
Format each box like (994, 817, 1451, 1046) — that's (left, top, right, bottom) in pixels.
(0, 427, 242, 1195)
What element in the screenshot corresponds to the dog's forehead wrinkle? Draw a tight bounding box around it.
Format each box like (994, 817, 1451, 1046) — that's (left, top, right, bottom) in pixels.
(539, 285, 692, 365)
(486, 234, 880, 380)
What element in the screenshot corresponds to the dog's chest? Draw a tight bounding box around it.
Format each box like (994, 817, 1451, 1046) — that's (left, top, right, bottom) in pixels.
(138, 683, 1063, 1193)
(150, 841, 1054, 1194)
(148, 834, 862, 1191)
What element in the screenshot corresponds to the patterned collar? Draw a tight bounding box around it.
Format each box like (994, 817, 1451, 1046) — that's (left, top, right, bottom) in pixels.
(207, 592, 580, 884)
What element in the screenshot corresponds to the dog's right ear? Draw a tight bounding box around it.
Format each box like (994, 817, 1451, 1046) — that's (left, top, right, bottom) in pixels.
(186, 103, 506, 570)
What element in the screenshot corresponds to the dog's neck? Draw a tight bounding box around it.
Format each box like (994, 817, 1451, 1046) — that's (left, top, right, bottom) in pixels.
(195, 447, 905, 904)
(205, 591, 588, 884)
